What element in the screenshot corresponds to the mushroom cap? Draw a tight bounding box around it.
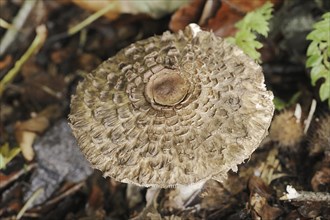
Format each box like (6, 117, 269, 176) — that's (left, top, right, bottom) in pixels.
(69, 24, 274, 187)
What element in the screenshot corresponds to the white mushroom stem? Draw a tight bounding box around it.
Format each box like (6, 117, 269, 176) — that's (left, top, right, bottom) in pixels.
(304, 99, 317, 134)
(144, 180, 206, 210)
(176, 181, 206, 205)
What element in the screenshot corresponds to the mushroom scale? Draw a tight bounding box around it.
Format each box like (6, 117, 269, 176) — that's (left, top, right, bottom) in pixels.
(69, 24, 274, 187)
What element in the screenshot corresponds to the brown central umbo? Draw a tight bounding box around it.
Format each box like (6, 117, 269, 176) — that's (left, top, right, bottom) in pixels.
(145, 69, 189, 107)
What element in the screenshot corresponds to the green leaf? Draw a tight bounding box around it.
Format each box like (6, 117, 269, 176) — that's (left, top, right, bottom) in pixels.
(273, 92, 301, 111)
(238, 40, 263, 60)
(310, 65, 327, 85)
(227, 2, 273, 62)
(0, 143, 21, 169)
(322, 12, 330, 19)
(307, 14, 330, 42)
(307, 29, 329, 42)
(313, 19, 329, 29)
(236, 2, 273, 36)
(306, 41, 319, 56)
(273, 97, 286, 111)
(319, 79, 330, 101)
(306, 12, 330, 107)
(319, 42, 328, 51)
(306, 54, 322, 67)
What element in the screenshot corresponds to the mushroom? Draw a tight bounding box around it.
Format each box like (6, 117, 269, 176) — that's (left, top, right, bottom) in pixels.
(69, 24, 274, 188)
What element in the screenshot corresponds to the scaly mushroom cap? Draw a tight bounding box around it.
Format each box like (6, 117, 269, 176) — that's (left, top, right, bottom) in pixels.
(69, 24, 274, 187)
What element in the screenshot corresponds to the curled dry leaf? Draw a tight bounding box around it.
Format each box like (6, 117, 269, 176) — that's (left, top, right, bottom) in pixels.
(248, 176, 283, 220)
(311, 167, 330, 192)
(69, 24, 274, 187)
(200, 179, 237, 213)
(15, 117, 49, 161)
(169, 0, 206, 32)
(14, 105, 61, 161)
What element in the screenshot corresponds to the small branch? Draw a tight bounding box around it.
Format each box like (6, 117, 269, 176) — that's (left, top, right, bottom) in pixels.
(0, 0, 37, 56)
(16, 188, 44, 220)
(0, 25, 47, 97)
(68, 3, 118, 36)
(280, 185, 330, 203)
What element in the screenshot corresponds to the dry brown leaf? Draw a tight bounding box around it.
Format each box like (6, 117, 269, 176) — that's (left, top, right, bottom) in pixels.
(169, 0, 206, 32)
(311, 167, 330, 192)
(14, 105, 61, 161)
(207, 2, 242, 37)
(15, 116, 49, 161)
(17, 131, 36, 161)
(200, 179, 236, 211)
(15, 117, 49, 134)
(207, 0, 283, 37)
(248, 176, 283, 220)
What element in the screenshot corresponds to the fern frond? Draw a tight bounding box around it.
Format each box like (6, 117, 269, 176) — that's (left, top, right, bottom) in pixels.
(306, 12, 330, 107)
(227, 2, 273, 62)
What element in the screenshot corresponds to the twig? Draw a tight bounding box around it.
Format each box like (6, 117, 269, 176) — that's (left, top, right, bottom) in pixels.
(0, 18, 16, 30)
(0, 25, 47, 97)
(0, 163, 36, 189)
(16, 188, 44, 220)
(0, 0, 37, 56)
(32, 182, 85, 211)
(68, 3, 117, 36)
(280, 185, 330, 203)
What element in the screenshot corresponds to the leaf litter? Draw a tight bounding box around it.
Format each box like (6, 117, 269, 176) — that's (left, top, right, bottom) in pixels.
(0, 0, 330, 219)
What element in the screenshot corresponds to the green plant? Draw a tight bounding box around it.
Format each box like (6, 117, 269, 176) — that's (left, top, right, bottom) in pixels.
(0, 143, 21, 169)
(273, 92, 301, 111)
(306, 12, 330, 107)
(227, 2, 273, 62)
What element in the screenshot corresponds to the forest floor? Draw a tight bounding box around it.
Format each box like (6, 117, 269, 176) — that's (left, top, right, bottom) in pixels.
(0, 0, 329, 219)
